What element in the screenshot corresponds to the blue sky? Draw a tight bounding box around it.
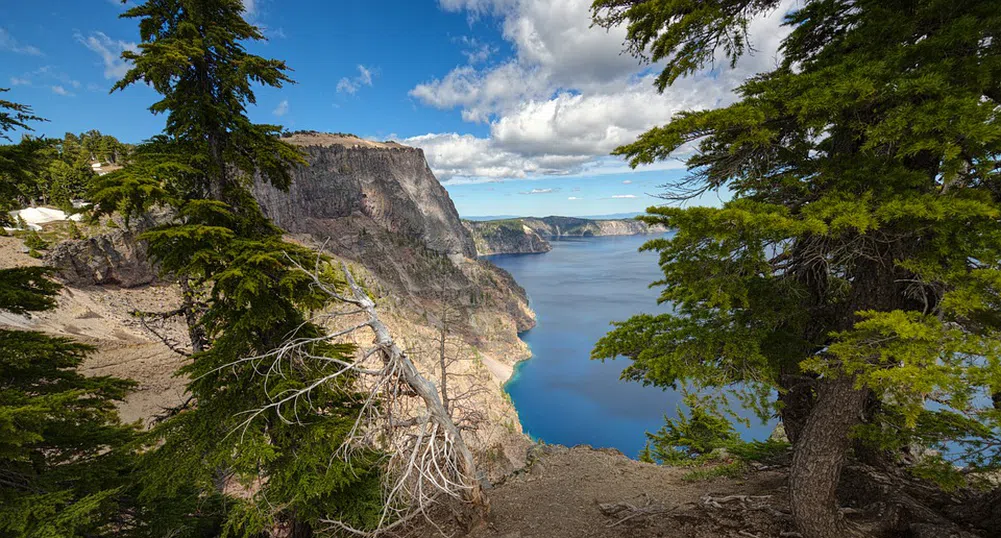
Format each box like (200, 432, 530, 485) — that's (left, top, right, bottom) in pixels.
(1, 0, 790, 217)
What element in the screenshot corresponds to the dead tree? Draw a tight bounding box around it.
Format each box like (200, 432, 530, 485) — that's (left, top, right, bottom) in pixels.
(425, 255, 488, 432)
(210, 255, 489, 536)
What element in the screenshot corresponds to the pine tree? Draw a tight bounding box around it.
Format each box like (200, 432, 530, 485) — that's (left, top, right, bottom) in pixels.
(591, 1, 1001, 537)
(92, 1, 384, 534)
(0, 90, 48, 223)
(0, 270, 139, 538)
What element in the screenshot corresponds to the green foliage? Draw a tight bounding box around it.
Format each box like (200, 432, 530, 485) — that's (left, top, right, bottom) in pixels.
(90, 1, 384, 534)
(682, 461, 748, 482)
(0, 92, 48, 224)
(1, 94, 130, 214)
(645, 405, 740, 464)
(0, 266, 139, 537)
(22, 231, 48, 251)
(591, 0, 1001, 484)
(68, 222, 84, 240)
(0, 267, 60, 315)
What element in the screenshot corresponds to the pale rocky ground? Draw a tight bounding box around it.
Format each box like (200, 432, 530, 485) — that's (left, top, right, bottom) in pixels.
(0, 236, 189, 424)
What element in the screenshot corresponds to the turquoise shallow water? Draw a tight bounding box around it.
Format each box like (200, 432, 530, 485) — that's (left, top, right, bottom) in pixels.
(488, 234, 775, 458)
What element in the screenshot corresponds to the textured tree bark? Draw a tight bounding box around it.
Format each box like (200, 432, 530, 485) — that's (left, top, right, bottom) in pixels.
(790, 377, 872, 538)
(778, 374, 816, 444)
(180, 279, 207, 354)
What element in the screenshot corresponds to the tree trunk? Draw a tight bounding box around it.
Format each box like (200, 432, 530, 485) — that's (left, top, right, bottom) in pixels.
(180, 279, 207, 354)
(778, 374, 815, 444)
(438, 317, 450, 415)
(790, 377, 871, 538)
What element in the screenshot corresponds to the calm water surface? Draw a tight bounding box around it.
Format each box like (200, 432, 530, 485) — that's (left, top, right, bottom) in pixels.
(488, 234, 774, 458)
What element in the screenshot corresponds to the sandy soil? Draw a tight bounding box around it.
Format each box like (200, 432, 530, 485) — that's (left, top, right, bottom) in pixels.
(481, 353, 515, 384)
(1, 236, 191, 425)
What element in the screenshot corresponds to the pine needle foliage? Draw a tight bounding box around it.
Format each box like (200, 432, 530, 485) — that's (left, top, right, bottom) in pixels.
(0, 267, 139, 537)
(90, 1, 384, 534)
(0, 91, 49, 224)
(592, 0, 1001, 533)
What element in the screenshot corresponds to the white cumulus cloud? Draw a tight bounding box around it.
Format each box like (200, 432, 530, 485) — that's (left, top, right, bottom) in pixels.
(407, 0, 794, 182)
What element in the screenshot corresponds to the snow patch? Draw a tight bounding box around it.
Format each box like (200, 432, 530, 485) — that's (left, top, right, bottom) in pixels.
(7, 207, 82, 231)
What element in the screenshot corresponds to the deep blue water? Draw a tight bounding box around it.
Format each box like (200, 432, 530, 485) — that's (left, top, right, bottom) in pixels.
(488, 234, 774, 459)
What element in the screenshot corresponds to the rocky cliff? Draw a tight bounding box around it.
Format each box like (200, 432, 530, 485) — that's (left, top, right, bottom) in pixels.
(36, 132, 536, 478)
(253, 133, 476, 258)
(462, 220, 552, 256)
(464, 216, 667, 256)
(253, 133, 536, 474)
(252, 133, 533, 341)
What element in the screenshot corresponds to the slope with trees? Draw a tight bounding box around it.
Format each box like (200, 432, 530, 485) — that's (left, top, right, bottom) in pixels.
(0, 95, 140, 538)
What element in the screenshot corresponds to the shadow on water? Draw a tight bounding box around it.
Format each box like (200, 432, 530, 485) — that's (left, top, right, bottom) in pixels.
(488, 234, 775, 459)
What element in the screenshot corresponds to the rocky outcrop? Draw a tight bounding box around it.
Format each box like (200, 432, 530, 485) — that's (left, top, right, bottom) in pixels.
(522, 216, 665, 238)
(45, 229, 157, 288)
(464, 216, 667, 256)
(253, 132, 533, 334)
(40, 133, 536, 476)
(463, 220, 552, 256)
(254, 133, 476, 258)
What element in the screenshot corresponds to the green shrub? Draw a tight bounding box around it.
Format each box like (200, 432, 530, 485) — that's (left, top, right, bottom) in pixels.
(645, 405, 740, 464)
(23, 231, 49, 251)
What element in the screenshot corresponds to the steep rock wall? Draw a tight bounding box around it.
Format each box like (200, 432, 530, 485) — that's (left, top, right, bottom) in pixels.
(465, 216, 667, 256)
(463, 220, 552, 256)
(254, 134, 476, 258)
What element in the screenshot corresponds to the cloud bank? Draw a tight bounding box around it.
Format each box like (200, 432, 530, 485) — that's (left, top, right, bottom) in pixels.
(405, 0, 794, 183)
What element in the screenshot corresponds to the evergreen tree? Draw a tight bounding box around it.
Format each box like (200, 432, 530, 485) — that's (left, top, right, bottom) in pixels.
(591, 1, 1001, 537)
(92, 1, 383, 534)
(0, 90, 48, 223)
(0, 271, 138, 538)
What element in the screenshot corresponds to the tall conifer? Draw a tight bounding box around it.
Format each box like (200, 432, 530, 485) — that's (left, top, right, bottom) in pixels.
(592, 1, 1001, 536)
(93, 1, 383, 534)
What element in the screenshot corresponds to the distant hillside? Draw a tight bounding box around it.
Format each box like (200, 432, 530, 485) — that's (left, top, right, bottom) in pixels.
(463, 216, 666, 256)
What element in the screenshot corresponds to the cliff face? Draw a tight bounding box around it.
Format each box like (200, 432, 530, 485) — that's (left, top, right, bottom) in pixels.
(254, 134, 476, 258)
(41, 132, 535, 478)
(465, 216, 666, 256)
(462, 220, 552, 256)
(523, 216, 664, 238)
(253, 134, 537, 474)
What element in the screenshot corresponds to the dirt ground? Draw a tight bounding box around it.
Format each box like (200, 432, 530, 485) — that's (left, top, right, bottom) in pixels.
(405, 445, 792, 538)
(0, 236, 191, 425)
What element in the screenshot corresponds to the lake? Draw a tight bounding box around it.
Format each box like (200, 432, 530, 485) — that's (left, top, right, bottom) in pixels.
(488, 234, 774, 458)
